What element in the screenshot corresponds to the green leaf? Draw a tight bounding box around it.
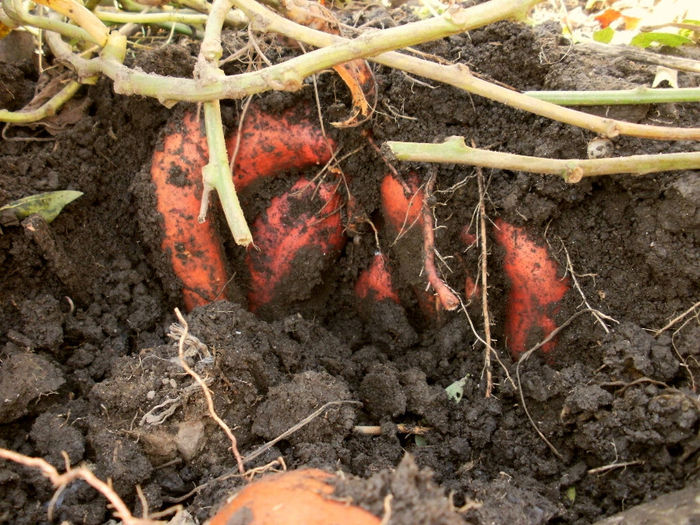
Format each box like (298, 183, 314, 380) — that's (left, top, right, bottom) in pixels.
(414, 435, 427, 447)
(593, 27, 614, 44)
(566, 486, 576, 503)
(445, 377, 466, 403)
(630, 32, 693, 48)
(0, 190, 83, 224)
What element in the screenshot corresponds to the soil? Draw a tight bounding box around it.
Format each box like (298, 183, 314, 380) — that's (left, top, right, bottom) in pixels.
(1, 7, 699, 525)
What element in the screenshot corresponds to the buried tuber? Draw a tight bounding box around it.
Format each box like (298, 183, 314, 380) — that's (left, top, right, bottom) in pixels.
(246, 177, 345, 312)
(149, 104, 337, 312)
(493, 219, 569, 358)
(209, 468, 380, 525)
(149, 106, 570, 359)
(150, 111, 230, 311)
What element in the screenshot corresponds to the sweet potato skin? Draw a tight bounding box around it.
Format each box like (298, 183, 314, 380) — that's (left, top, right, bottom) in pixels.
(246, 177, 345, 312)
(227, 105, 335, 193)
(209, 468, 380, 525)
(494, 219, 569, 357)
(150, 111, 229, 311)
(355, 252, 400, 304)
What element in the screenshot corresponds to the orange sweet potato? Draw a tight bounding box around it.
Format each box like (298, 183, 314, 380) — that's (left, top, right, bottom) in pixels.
(380, 172, 423, 234)
(150, 111, 229, 311)
(246, 177, 345, 312)
(209, 468, 380, 525)
(227, 105, 335, 192)
(355, 252, 400, 304)
(493, 219, 569, 358)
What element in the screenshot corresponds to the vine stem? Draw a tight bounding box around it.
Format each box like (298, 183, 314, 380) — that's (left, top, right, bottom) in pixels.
(198, 0, 252, 246)
(523, 87, 700, 106)
(31, 0, 700, 140)
(385, 137, 700, 182)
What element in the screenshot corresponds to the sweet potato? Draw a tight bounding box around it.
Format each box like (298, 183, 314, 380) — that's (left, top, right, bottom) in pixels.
(150, 111, 229, 311)
(355, 252, 400, 303)
(209, 468, 380, 525)
(380, 172, 424, 234)
(246, 177, 345, 312)
(493, 219, 569, 358)
(227, 105, 335, 192)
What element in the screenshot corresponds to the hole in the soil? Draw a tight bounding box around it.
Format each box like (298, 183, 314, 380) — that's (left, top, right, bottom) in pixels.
(667, 444, 683, 457)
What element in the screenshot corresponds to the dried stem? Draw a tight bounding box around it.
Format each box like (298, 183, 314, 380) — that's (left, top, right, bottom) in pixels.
(653, 300, 700, 337)
(0, 448, 162, 525)
(476, 165, 493, 397)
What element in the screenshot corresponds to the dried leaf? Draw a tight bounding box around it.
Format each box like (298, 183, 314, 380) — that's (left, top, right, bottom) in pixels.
(0, 190, 83, 225)
(652, 66, 678, 88)
(595, 9, 621, 29)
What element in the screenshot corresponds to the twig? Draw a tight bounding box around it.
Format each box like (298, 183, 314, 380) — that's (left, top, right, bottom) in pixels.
(173, 308, 245, 475)
(653, 300, 700, 337)
(421, 172, 459, 311)
(587, 460, 644, 476)
(516, 310, 590, 461)
(352, 424, 431, 436)
(385, 138, 700, 182)
(0, 448, 162, 525)
(475, 163, 493, 397)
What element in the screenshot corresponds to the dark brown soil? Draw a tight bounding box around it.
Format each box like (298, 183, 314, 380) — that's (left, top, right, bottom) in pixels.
(1, 11, 699, 525)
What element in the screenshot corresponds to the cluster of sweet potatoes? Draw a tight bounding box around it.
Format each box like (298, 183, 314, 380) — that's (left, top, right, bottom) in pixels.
(149, 103, 568, 360)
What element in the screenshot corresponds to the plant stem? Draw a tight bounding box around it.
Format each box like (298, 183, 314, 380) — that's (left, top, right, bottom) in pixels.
(37, 0, 700, 141)
(202, 102, 252, 246)
(177, 0, 248, 27)
(95, 9, 208, 26)
(523, 87, 700, 106)
(232, 0, 700, 140)
(386, 136, 700, 182)
(0, 80, 81, 123)
(198, 0, 252, 246)
(33, 0, 109, 46)
(3, 0, 94, 43)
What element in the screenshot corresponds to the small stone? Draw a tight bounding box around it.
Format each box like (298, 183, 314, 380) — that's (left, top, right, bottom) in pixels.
(176, 419, 205, 461)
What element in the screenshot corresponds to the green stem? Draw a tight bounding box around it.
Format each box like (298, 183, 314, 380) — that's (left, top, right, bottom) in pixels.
(0, 80, 81, 123)
(199, 0, 252, 246)
(95, 9, 208, 26)
(3, 0, 95, 43)
(386, 137, 700, 182)
(202, 103, 252, 246)
(177, 0, 248, 26)
(239, 0, 700, 140)
(523, 87, 700, 106)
